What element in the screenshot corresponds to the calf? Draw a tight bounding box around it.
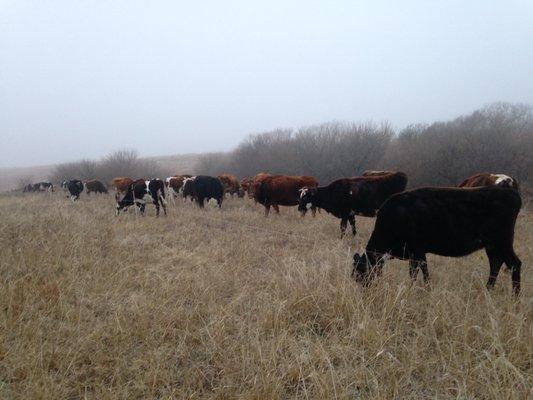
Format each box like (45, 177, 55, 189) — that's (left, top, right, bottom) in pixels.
(352, 186, 522, 294)
(182, 176, 224, 208)
(85, 179, 108, 195)
(64, 180, 84, 201)
(116, 179, 167, 216)
(298, 172, 408, 236)
(458, 173, 519, 190)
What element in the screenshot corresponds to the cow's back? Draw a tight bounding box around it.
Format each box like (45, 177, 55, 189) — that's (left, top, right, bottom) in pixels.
(370, 186, 521, 257)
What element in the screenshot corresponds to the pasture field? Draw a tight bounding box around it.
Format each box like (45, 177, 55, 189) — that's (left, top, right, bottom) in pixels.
(0, 192, 531, 399)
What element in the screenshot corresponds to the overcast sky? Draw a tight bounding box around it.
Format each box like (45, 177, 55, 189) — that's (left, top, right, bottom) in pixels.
(1, 1, 532, 167)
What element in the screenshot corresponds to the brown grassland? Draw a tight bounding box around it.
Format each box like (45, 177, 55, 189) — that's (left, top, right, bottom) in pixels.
(0, 192, 531, 399)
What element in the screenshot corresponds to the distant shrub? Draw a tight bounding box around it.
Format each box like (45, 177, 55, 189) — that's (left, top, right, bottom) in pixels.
(50, 149, 164, 185)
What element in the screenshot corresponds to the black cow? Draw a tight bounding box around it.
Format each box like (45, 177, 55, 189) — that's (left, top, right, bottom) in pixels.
(64, 180, 84, 201)
(182, 176, 224, 208)
(298, 172, 408, 237)
(352, 186, 522, 295)
(116, 179, 167, 216)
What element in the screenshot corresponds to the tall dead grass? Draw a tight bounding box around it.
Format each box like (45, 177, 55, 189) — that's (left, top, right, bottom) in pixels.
(0, 193, 531, 399)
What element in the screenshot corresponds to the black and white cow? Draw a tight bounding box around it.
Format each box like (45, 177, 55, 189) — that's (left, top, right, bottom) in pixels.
(182, 175, 224, 208)
(352, 186, 523, 295)
(24, 182, 54, 192)
(63, 180, 84, 201)
(115, 179, 167, 216)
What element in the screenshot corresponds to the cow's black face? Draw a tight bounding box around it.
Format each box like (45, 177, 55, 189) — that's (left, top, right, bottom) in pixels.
(298, 187, 316, 214)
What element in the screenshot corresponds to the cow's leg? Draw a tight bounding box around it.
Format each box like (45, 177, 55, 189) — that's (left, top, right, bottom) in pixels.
(273, 204, 280, 214)
(264, 205, 270, 217)
(409, 259, 419, 282)
(198, 197, 205, 208)
(217, 198, 222, 208)
(503, 250, 522, 295)
(348, 215, 356, 236)
(154, 201, 160, 217)
(485, 249, 504, 291)
(340, 218, 348, 238)
(419, 260, 429, 282)
(311, 205, 317, 217)
(160, 196, 167, 216)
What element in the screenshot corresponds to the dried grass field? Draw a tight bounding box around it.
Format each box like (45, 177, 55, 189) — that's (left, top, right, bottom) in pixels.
(0, 192, 531, 399)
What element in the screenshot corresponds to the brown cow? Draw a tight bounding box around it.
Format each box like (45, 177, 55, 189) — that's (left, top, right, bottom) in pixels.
(458, 173, 519, 190)
(248, 172, 272, 200)
(254, 175, 318, 216)
(165, 175, 192, 198)
(85, 179, 108, 195)
(218, 174, 242, 197)
(111, 177, 134, 194)
(241, 177, 254, 198)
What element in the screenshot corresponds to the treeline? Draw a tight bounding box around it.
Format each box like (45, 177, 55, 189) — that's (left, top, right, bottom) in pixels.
(196, 103, 533, 186)
(50, 150, 164, 185)
(48, 102, 532, 188)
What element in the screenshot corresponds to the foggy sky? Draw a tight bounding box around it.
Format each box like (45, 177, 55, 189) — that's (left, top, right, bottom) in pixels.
(1, 1, 532, 167)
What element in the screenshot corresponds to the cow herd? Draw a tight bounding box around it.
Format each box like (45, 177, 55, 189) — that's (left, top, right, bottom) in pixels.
(22, 171, 523, 295)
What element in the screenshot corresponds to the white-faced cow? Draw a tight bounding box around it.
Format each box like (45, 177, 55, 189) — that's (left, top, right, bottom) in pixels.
(62, 180, 84, 201)
(116, 179, 167, 216)
(182, 176, 224, 208)
(298, 172, 408, 237)
(352, 186, 522, 295)
(458, 173, 519, 191)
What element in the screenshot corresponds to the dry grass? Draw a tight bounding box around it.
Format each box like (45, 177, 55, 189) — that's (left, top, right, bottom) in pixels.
(0, 192, 531, 399)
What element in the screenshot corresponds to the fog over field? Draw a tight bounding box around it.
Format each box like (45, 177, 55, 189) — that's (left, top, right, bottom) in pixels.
(2, 1, 533, 168)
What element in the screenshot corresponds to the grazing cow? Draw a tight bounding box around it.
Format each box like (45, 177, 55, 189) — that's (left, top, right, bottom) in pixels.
(111, 177, 134, 194)
(241, 177, 254, 197)
(254, 175, 318, 216)
(165, 175, 192, 198)
(458, 173, 519, 190)
(64, 179, 84, 201)
(23, 184, 35, 192)
(218, 174, 242, 197)
(298, 172, 408, 237)
(25, 182, 54, 192)
(116, 179, 167, 216)
(85, 179, 108, 195)
(182, 176, 224, 208)
(352, 186, 522, 294)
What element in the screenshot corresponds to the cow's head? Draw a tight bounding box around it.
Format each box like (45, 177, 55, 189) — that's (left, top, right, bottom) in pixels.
(298, 187, 317, 214)
(352, 252, 386, 284)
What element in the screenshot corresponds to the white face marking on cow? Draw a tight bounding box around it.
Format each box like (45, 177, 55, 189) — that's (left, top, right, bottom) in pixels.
(299, 188, 308, 198)
(492, 174, 512, 185)
(306, 202, 312, 209)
